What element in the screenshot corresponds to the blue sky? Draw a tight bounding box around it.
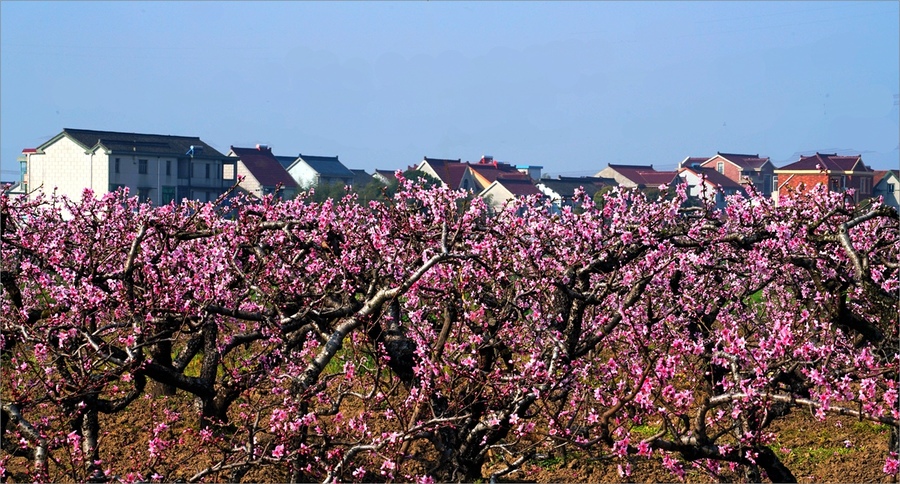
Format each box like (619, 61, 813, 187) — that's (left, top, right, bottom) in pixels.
(2, 1, 898, 180)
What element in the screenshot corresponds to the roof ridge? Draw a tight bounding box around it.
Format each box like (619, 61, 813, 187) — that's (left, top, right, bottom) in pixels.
(64, 128, 201, 140)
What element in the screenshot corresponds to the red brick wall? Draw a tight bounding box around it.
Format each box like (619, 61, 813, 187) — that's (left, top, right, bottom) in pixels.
(701, 156, 742, 184)
(778, 172, 874, 202)
(780, 173, 827, 193)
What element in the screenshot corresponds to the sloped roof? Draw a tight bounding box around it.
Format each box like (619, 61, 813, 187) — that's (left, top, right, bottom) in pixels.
(609, 164, 677, 187)
(468, 160, 530, 186)
(496, 178, 542, 197)
(295, 154, 355, 178)
(351, 169, 374, 187)
(275, 155, 298, 170)
(680, 166, 744, 190)
(375, 169, 397, 178)
(51, 128, 226, 158)
(639, 171, 679, 186)
(874, 170, 898, 186)
(419, 157, 467, 189)
(229, 146, 298, 189)
(777, 153, 869, 172)
(713, 152, 771, 169)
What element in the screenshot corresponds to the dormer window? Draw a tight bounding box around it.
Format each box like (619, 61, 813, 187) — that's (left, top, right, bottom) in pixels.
(717, 162, 724, 174)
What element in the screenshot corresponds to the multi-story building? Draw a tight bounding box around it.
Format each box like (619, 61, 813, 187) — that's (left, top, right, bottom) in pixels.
(24, 128, 237, 204)
(774, 153, 874, 203)
(698, 153, 776, 198)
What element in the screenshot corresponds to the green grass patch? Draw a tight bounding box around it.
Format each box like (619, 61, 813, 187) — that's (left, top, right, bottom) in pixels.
(631, 423, 662, 438)
(535, 454, 564, 470)
(851, 421, 891, 435)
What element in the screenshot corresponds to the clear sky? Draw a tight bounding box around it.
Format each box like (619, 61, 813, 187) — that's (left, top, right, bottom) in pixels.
(2, 1, 898, 180)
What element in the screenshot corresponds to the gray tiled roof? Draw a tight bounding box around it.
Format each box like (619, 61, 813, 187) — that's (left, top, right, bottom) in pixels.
(275, 155, 298, 170)
(58, 128, 226, 158)
(296, 154, 355, 177)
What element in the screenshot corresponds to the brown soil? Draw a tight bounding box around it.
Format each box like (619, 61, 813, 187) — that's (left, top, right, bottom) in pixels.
(3, 393, 895, 483)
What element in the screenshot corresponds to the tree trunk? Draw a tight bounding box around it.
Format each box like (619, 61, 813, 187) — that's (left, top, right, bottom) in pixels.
(149, 340, 176, 396)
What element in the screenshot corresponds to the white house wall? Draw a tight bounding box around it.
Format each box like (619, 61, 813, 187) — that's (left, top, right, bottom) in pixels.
(479, 183, 515, 211)
(595, 166, 638, 188)
(417, 162, 444, 187)
(875, 174, 900, 209)
(29, 136, 96, 201)
(289, 162, 318, 188)
(677, 171, 717, 204)
(107, 154, 181, 203)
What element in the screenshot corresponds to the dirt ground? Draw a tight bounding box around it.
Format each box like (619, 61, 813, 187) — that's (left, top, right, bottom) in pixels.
(3, 392, 895, 483)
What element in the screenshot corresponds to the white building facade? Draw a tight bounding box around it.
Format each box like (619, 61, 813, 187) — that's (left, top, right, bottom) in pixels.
(25, 129, 236, 204)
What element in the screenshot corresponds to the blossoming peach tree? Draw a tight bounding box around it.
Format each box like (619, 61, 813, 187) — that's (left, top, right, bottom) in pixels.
(1, 178, 897, 483)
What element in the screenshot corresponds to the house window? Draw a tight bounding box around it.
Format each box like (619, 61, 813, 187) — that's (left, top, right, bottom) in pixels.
(841, 175, 847, 189)
(139, 159, 148, 175)
(717, 162, 724, 174)
(137, 188, 151, 200)
(205, 164, 210, 179)
(830, 178, 840, 191)
(115, 158, 120, 174)
(178, 159, 190, 179)
(161, 186, 176, 205)
(166, 160, 171, 176)
(888, 183, 896, 193)
(772, 175, 778, 192)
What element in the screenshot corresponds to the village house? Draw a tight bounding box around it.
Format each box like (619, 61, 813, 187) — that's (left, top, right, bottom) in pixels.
(676, 165, 746, 209)
(594, 164, 678, 189)
(416, 156, 469, 189)
(227, 145, 299, 199)
(478, 177, 543, 211)
(774, 153, 874, 203)
(536, 176, 613, 213)
(372, 169, 399, 186)
(697, 152, 776, 198)
(873, 170, 899, 209)
(23, 128, 236, 204)
(287, 154, 355, 189)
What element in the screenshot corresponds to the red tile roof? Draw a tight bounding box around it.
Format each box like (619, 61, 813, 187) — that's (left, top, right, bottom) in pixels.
(468, 160, 530, 185)
(778, 153, 869, 172)
(230, 145, 299, 189)
(421, 157, 468, 189)
(494, 178, 542, 197)
(639, 171, 679, 186)
(609, 164, 677, 187)
(680, 167, 744, 190)
(873, 170, 894, 186)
